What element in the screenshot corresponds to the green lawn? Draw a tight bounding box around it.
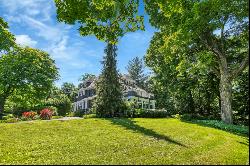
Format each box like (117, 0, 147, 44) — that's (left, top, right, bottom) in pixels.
(0, 118, 248, 165)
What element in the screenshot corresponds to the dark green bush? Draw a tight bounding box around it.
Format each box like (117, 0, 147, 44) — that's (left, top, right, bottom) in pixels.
(73, 109, 87, 117)
(0, 118, 20, 123)
(52, 116, 63, 119)
(45, 94, 71, 116)
(180, 113, 220, 121)
(12, 107, 31, 117)
(84, 114, 97, 119)
(127, 109, 170, 118)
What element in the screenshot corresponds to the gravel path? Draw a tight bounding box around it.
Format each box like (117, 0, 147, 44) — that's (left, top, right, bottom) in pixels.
(52, 117, 83, 121)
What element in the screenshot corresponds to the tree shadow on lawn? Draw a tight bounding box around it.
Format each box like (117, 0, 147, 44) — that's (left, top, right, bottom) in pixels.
(105, 118, 187, 147)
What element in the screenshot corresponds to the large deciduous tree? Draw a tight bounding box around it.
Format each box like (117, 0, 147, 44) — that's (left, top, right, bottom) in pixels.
(144, 0, 249, 124)
(54, 0, 144, 117)
(0, 47, 59, 113)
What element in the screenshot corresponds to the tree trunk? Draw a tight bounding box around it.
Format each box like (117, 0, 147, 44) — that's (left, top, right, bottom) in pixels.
(219, 71, 233, 124)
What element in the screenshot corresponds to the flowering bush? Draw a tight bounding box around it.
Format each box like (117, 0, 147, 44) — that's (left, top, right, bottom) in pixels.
(40, 108, 53, 120)
(22, 111, 37, 120)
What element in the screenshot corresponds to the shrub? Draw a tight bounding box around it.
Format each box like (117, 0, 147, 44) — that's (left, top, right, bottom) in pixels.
(33, 115, 40, 120)
(74, 109, 86, 117)
(128, 109, 170, 118)
(46, 95, 71, 116)
(195, 120, 249, 136)
(84, 114, 96, 119)
(40, 108, 53, 120)
(52, 116, 63, 119)
(2, 114, 14, 120)
(172, 114, 181, 119)
(12, 107, 31, 117)
(22, 111, 37, 120)
(180, 114, 215, 121)
(140, 109, 169, 118)
(47, 106, 58, 116)
(0, 118, 20, 123)
(66, 112, 74, 117)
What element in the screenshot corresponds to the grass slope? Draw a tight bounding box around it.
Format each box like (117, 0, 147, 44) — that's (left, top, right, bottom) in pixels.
(0, 118, 248, 165)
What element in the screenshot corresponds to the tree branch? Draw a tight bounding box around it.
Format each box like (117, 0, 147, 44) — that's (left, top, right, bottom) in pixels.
(229, 51, 249, 81)
(220, 15, 229, 55)
(211, 66, 220, 77)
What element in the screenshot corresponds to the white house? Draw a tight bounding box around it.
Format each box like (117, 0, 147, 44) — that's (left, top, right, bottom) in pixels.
(73, 74, 156, 112)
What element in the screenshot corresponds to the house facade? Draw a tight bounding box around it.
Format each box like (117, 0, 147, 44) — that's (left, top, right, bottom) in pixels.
(73, 75, 156, 112)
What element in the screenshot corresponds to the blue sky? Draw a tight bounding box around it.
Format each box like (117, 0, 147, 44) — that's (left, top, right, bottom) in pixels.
(0, 0, 156, 87)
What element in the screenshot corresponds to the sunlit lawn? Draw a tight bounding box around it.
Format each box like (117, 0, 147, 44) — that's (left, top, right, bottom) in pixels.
(0, 118, 248, 165)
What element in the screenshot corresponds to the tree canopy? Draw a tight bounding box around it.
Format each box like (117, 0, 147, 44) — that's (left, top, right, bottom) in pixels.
(55, 0, 144, 43)
(0, 47, 59, 113)
(144, 0, 249, 124)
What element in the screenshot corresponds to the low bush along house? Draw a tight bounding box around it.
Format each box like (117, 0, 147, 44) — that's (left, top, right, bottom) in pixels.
(73, 74, 156, 112)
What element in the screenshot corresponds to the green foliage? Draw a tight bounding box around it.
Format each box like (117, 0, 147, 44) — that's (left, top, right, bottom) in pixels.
(0, 17, 16, 53)
(73, 109, 86, 117)
(78, 73, 96, 88)
(0, 118, 19, 123)
(1, 114, 14, 120)
(61, 82, 77, 102)
(46, 94, 72, 116)
(83, 114, 97, 119)
(144, 0, 249, 124)
(126, 56, 148, 88)
(52, 116, 63, 119)
(130, 109, 170, 118)
(0, 47, 59, 114)
(54, 0, 144, 44)
(94, 44, 127, 117)
(232, 68, 249, 125)
(194, 120, 249, 136)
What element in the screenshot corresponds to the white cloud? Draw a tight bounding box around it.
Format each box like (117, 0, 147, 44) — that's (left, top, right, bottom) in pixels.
(0, 0, 102, 85)
(0, 0, 53, 21)
(15, 35, 37, 47)
(23, 16, 64, 42)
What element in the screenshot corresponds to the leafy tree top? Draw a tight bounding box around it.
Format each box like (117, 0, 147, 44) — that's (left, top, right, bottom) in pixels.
(0, 47, 59, 97)
(55, 0, 144, 44)
(145, 0, 249, 79)
(0, 17, 16, 53)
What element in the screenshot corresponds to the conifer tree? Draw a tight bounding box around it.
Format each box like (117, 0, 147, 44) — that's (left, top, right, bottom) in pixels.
(94, 44, 126, 117)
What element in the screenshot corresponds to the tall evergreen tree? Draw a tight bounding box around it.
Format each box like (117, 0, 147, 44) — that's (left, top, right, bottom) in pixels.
(126, 56, 148, 88)
(94, 44, 126, 117)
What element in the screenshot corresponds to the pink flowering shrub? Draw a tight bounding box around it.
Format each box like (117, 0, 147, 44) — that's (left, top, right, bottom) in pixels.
(40, 108, 53, 120)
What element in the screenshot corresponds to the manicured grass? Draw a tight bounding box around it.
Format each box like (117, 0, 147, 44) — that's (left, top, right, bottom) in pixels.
(0, 118, 248, 165)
